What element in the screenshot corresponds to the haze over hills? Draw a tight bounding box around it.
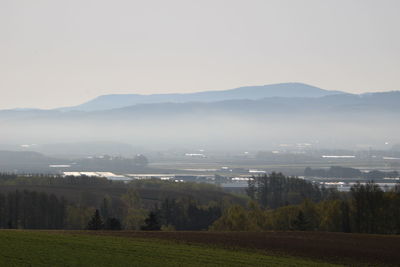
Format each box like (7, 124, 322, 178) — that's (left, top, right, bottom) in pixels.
(60, 83, 345, 111)
(0, 85, 399, 150)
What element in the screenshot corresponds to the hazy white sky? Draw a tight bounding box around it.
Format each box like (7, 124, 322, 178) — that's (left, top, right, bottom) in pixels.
(1, 0, 399, 109)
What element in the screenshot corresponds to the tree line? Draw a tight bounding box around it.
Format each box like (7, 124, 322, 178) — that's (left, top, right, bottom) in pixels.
(304, 166, 399, 179)
(0, 172, 228, 231)
(141, 198, 222, 230)
(246, 172, 338, 209)
(1, 172, 400, 234)
(0, 190, 66, 229)
(212, 178, 400, 234)
(0, 188, 223, 231)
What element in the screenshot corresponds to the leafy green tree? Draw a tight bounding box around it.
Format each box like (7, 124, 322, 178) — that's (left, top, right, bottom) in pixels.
(317, 199, 343, 232)
(300, 199, 319, 230)
(210, 205, 255, 231)
(121, 189, 146, 230)
(266, 205, 300, 230)
(66, 205, 95, 230)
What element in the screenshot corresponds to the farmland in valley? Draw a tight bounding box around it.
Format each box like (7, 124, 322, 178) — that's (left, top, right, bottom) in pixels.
(0, 230, 339, 267)
(1, 230, 400, 266)
(62, 230, 400, 266)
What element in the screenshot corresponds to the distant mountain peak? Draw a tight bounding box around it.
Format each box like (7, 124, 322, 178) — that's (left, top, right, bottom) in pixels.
(59, 82, 344, 112)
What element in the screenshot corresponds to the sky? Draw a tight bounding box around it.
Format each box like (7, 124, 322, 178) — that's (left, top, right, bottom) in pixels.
(1, 0, 399, 109)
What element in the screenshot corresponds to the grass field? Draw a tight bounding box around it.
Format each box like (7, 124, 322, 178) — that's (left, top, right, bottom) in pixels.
(0, 230, 340, 267)
(90, 231, 400, 266)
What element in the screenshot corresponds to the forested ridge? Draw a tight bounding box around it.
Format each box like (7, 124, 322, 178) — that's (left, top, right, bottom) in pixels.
(0, 190, 65, 229)
(0, 173, 237, 230)
(213, 173, 400, 234)
(0, 173, 399, 234)
(305, 166, 399, 179)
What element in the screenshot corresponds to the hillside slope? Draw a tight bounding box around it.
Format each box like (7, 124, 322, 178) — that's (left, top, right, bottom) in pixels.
(0, 231, 339, 267)
(0, 91, 399, 149)
(61, 83, 343, 111)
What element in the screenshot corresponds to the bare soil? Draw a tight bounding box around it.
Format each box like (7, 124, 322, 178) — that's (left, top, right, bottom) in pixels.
(60, 231, 400, 266)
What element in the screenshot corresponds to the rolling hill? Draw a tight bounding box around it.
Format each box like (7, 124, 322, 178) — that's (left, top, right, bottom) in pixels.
(0, 85, 399, 150)
(60, 83, 344, 111)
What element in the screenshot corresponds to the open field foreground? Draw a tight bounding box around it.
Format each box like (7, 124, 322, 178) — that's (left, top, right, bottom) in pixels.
(0, 230, 339, 267)
(63, 231, 400, 266)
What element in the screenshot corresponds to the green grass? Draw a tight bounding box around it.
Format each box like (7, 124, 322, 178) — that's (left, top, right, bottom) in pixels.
(0, 230, 341, 267)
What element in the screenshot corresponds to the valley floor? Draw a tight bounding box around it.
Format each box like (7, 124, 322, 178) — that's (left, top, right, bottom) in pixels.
(60, 230, 400, 266)
(0, 230, 340, 267)
(1, 230, 399, 266)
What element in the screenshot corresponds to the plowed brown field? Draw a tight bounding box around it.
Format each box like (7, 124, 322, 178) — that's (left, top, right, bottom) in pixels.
(66, 231, 400, 266)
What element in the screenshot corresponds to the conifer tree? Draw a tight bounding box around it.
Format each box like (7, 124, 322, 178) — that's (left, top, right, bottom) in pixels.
(87, 209, 104, 230)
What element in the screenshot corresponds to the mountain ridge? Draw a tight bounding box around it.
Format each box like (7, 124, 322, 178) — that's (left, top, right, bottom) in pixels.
(59, 82, 345, 111)
(2, 91, 399, 120)
(1, 90, 399, 150)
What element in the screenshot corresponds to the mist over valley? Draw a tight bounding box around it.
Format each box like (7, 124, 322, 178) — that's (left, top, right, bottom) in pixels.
(1, 83, 399, 151)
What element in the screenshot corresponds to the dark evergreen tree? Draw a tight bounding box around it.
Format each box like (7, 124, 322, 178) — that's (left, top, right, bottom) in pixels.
(87, 209, 104, 230)
(152, 198, 222, 230)
(141, 211, 161, 230)
(100, 197, 111, 220)
(292, 210, 310, 231)
(340, 201, 351, 233)
(104, 218, 122, 230)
